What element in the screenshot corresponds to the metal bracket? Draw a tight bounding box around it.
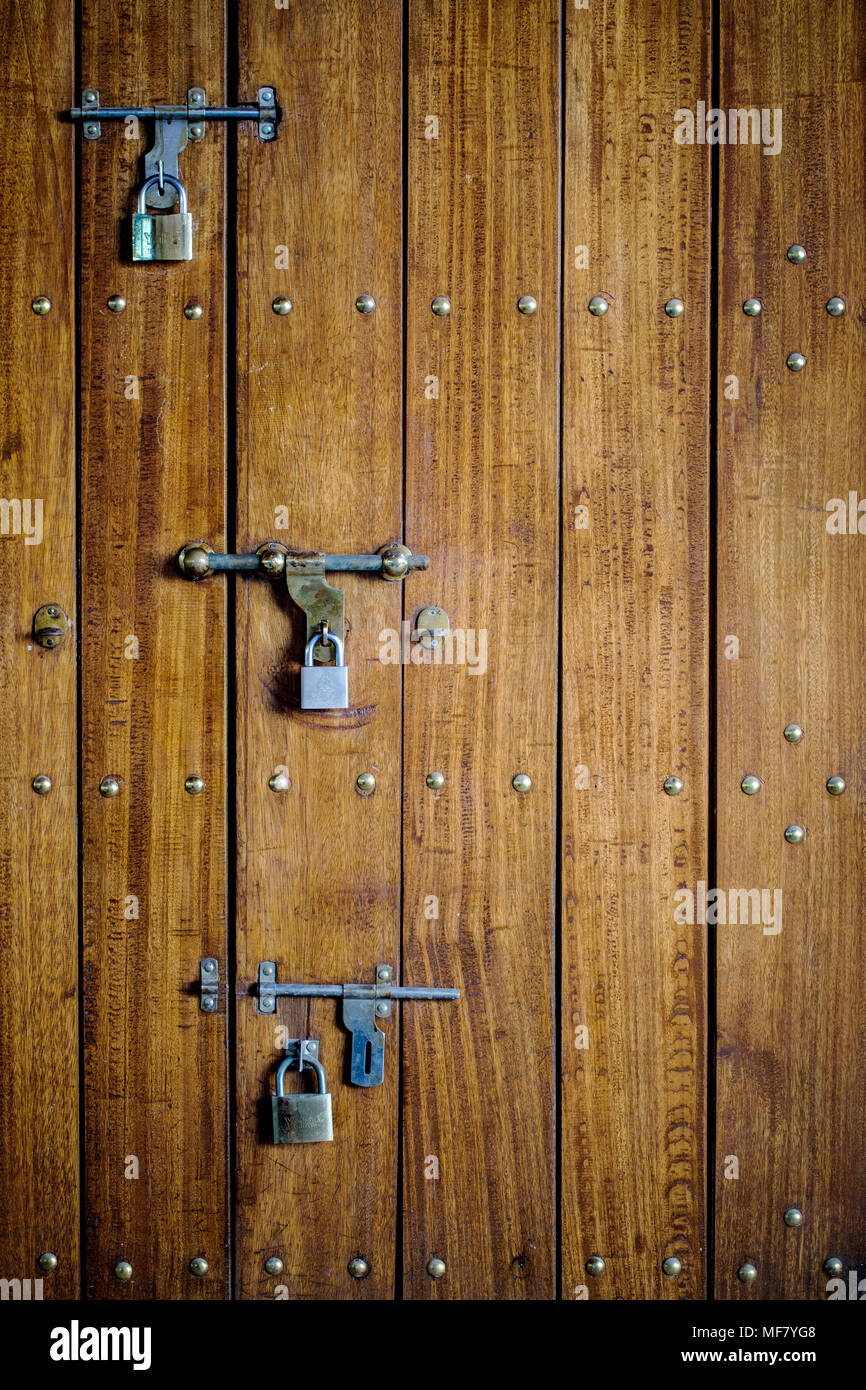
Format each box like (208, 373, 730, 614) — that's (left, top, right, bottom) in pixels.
(281, 1037, 320, 1068)
(254, 962, 460, 1087)
(199, 957, 219, 1013)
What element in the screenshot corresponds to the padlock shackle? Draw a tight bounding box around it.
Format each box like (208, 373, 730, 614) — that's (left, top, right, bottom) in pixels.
(137, 172, 188, 214)
(304, 630, 345, 666)
(275, 1054, 327, 1097)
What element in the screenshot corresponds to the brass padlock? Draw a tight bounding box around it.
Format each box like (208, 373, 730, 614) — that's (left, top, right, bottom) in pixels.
(300, 627, 349, 711)
(271, 1048, 334, 1144)
(132, 173, 193, 262)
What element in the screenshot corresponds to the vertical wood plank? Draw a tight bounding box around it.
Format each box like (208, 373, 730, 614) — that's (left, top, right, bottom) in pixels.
(235, 0, 404, 1299)
(80, 1, 228, 1299)
(402, 0, 559, 1300)
(0, 0, 78, 1299)
(560, 0, 710, 1299)
(716, 0, 866, 1299)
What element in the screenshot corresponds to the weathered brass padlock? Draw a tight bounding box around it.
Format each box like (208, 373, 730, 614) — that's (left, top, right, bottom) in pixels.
(271, 1047, 333, 1144)
(132, 173, 193, 262)
(300, 627, 349, 711)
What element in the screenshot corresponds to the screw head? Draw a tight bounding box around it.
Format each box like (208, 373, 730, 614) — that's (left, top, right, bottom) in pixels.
(355, 293, 376, 315)
(269, 770, 290, 793)
(431, 295, 451, 316)
(189, 89, 204, 106)
(114, 1260, 133, 1282)
(31, 296, 52, 315)
(427, 1256, 447, 1280)
(32, 774, 52, 795)
(189, 123, 205, 141)
(826, 775, 846, 796)
(585, 1255, 605, 1277)
(664, 775, 684, 796)
(264, 1256, 284, 1276)
(260, 122, 275, 138)
(826, 296, 845, 317)
(786, 351, 806, 372)
(99, 776, 120, 798)
(783, 723, 804, 743)
(260, 88, 275, 104)
(512, 773, 532, 793)
(664, 297, 684, 318)
(784, 1207, 803, 1227)
(83, 90, 98, 105)
(83, 122, 100, 139)
(742, 298, 762, 316)
(376, 965, 392, 982)
(107, 294, 126, 313)
(786, 244, 807, 264)
(261, 963, 274, 978)
(185, 775, 205, 796)
(272, 296, 293, 315)
(588, 296, 609, 316)
(740, 774, 762, 796)
(517, 295, 537, 315)
(347, 1256, 370, 1280)
(738, 1262, 758, 1283)
(356, 772, 376, 794)
(784, 824, 806, 844)
(375, 1001, 390, 1018)
(662, 1255, 682, 1277)
(201, 995, 217, 1013)
(823, 1256, 844, 1278)
(189, 1256, 209, 1277)
(184, 301, 204, 321)
(426, 771, 445, 789)
(37, 1252, 58, 1273)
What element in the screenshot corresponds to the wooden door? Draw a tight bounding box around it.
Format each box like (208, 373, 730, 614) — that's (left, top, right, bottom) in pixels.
(0, 0, 863, 1306)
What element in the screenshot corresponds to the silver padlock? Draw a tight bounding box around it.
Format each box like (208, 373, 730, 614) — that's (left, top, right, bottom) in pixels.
(271, 1051, 334, 1144)
(132, 173, 193, 262)
(300, 628, 349, 710)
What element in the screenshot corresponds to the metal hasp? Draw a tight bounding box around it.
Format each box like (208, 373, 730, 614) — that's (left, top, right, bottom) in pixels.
(255, 962, 460, 1087)
(177, 540, 429, 659)
(70, 87, 279, 208)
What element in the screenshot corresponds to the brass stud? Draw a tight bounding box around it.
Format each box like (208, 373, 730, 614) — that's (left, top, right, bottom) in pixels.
(783, 723, 804, 743)
(585, 1255, 605, 1277)
(99, 776, 120, 798)
(264, 1256, 284, 1277)
(662, 1256, 682, 1277)
(37, 1252, 58, 1273)
(379, 544, 411, 580)
(431, 296, 451, 316)
(664, 776, 684, 796)
(786, 351, 806, 372)
(664, 297, 684, 318)
(269, 770, 290, 793)
(355, 294, 376, 315)
(784, 824, 806, 844)
(347, 1256, 370, 1279)
(826, 297, 845, 317)
(426, 771, 445, 789)
(517, 295, 537, 315)
(31, 296, 52, 315)
(189, 1256, 208, 1277)
(512, 773, 532, 793)
(742, 298, 762, 316)
(177, 542, 214, 579)
(256, 541, 288, 576)
(427, 1256, 447, 1280)
(272, 296, 293, 315)
(741, 775, 762, 796)
(588, 296, 609, 316)
(784, 1207, 803, 1227)
(356, 772, 376, 795)
(32, 774, 52, 796)
(786, 244, 807, 264)
(107, 294, 127, 313)
(823, 1256, 844, 1278)
(185, 775, 205, 796)
(183, 301, 203, 320)
(738, 1262, 757, 1283)
(114, 1260, 133, 1282)
(826, 775, 846, 796)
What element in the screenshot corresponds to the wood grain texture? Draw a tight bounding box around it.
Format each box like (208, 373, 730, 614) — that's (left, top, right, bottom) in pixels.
(560, 0, 710, 1300)
(79, 1, 228, 1299)
(401, 0, 559, 1300)
(0, 0, 78, 1300)
(715, 0, 866, 1300)
(235, 0, 404, 1299)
